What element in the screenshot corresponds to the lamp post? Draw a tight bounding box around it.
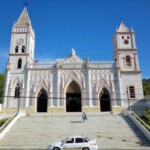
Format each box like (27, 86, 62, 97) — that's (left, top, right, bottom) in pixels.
(16, 86, 20, 115)
(126, 86, 131, 111)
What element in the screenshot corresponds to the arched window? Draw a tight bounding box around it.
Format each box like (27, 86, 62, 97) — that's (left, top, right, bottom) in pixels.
(15, 83, 20, 98)
(22, 46, 25, 53)
(126, 55, 131, 66)
(17, 58, 22, 69)
(15, 46, 19, 53)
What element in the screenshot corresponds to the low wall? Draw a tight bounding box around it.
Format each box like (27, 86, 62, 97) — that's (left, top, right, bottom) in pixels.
(0, 112, 25, 141)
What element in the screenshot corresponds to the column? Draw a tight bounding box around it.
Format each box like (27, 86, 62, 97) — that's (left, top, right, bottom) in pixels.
(135, 54, 140, 71)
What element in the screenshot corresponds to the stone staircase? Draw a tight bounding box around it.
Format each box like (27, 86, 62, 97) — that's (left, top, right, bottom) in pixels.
(0, 112, 150, 150)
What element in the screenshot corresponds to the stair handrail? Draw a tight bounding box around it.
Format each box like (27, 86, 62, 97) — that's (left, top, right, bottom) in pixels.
(129, 111, 150, 132)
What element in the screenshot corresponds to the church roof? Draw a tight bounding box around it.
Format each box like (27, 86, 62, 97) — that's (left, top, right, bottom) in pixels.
(117, 22, 130, 32)
(15, 7, 32, 27)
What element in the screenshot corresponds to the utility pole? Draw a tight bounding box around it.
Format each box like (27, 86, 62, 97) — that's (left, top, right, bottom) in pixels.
(16, 86, 20, 115)
(126, 86, 131, 111)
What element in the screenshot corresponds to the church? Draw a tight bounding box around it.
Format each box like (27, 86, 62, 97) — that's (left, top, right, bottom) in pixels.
(3, 7, 144, 113)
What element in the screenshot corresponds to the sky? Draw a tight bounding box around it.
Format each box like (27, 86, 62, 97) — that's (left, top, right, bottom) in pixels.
(0, 0, 150, 78)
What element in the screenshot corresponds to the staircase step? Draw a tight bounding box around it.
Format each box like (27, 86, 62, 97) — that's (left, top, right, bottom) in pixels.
(0, 113, 149, 149)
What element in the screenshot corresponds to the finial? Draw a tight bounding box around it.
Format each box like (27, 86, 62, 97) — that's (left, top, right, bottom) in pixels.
(23, 0, 29, 7)
(71, 48, 76, 56)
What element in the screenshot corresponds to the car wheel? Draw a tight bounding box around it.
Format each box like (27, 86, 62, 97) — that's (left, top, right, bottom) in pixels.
(83, 147, 90, 150)
(53, 147, 60, 150)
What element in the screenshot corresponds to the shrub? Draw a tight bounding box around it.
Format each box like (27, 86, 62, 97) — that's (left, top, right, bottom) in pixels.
(0, 118, 9, 127)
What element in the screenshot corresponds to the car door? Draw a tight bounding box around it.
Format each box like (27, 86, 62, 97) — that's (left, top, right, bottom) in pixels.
(74, 138, 87, 148)
(63, 138, 74, 149)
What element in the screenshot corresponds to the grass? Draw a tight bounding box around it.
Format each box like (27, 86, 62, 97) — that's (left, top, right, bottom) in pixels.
(0, 116, 15, 133)
(0, 118, 9, 127)
(141, 109, 150, 127)
(141, 116, 150, 126)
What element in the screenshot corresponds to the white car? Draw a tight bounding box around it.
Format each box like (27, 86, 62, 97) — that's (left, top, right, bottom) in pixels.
(48, 136, 98, 150)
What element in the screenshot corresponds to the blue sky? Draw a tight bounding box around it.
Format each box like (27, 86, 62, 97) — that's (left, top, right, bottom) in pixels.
(0, 0, 150, 78)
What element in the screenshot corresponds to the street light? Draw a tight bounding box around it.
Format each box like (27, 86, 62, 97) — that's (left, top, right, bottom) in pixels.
(126, 86, 131, 111)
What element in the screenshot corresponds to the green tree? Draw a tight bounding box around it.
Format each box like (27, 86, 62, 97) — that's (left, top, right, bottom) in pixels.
(0, 74, 5, 103)
(142, 79, 150, 96)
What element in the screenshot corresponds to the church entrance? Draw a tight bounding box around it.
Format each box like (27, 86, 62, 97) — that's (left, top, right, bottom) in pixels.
(100, 88, 111, 112)
(37, 89, 48, 112)
(66, 81, 81, 112)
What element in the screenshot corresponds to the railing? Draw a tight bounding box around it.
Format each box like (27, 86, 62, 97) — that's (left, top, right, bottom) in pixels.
(90, 62, 115, 69)
(128, 111, 150, 140)
(31, 63, 55, 69)
(129, 111, 150, 132)
(31, 62, 115, 69)
(60, 63, 85, 69)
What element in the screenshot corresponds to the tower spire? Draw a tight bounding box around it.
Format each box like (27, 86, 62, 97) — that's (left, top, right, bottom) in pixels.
(15, 7, 31, 27)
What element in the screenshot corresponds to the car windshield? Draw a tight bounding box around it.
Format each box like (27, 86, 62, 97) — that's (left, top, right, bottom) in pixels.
(84, 137, 90, 141)
(62, 138, 69, 143)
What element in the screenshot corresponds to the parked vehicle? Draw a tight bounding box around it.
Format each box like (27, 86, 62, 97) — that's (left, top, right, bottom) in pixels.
(48, 135, 98, 150)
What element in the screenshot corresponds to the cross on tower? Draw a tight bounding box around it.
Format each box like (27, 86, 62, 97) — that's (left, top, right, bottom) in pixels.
(120, 17, 123, 23)
(23, 0, 29, 7)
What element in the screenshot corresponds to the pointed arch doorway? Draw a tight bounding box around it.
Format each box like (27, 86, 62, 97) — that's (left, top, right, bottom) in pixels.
(100, 88, 111, 112)
(37, 89, 48, 112)
(66, 81, 81, 112)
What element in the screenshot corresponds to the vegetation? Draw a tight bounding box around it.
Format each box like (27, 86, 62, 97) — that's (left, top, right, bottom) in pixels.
(142, 79, 150, 96)
(141, 109, 150, 127)
(0, 117, 14, 133)
(0, 74, 5, 104)
(0, 118, 9, 127)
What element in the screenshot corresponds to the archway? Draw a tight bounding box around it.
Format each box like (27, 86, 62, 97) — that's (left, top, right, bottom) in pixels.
(37, 89, 48, 112)
(66, 81, 81, 112)
(100, 88, 111, 112)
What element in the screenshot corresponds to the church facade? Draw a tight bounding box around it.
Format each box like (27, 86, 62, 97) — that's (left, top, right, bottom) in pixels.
(3, 8, 144, 113)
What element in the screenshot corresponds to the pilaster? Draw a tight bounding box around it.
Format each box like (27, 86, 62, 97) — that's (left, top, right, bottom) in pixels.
(117, 71, 123, 106)
(25, 68, 31, 107)
(87, 69, 92, 106)
(3, 69, 10, 108)
(56, 69, 60, 107)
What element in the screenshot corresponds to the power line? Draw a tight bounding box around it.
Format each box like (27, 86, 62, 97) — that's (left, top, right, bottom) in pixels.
(2, 95, 145, 101)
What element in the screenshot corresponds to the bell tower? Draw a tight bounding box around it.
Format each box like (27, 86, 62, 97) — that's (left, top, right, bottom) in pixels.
(10, 7, 35, 62)
(113, 22, 140, 72)
(113, 22, 143, 108)
(3, 7, 35, 108)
